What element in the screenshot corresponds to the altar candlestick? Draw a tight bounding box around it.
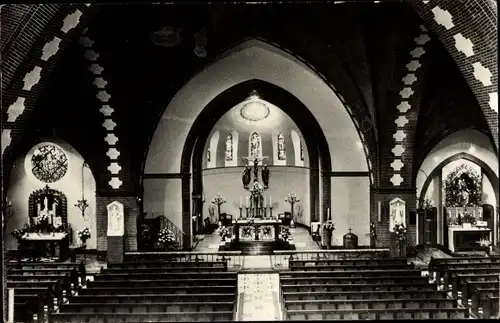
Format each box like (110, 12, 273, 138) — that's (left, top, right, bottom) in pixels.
(37, 203, 41, 215)
(270, 196, 272, 206)
(473, 209, 476, 218)
(327, 208, 330, 218)
(246, 196, 249, 208)
(240, 196, 242, 208)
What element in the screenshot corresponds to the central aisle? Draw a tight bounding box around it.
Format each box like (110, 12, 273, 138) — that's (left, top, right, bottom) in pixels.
(237, 273, 282, 321)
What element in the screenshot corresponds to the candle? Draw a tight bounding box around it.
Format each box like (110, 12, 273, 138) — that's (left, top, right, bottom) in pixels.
(37, 203, 41, 215)
(270, 196, 272, 206)
(246, 196, 249, 208)
(264, 196, 267, 207)
(240, 196, 242, 208)
(328, 208, 330, 218)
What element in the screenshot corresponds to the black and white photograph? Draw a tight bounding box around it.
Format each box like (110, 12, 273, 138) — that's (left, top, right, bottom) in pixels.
(1, 1, 499, 321)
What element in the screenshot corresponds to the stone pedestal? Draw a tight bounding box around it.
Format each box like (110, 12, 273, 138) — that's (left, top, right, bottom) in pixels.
(107, 236, 124, 263)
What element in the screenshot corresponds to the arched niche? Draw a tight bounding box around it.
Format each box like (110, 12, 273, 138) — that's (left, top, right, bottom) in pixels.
(6, 138, 97, 251)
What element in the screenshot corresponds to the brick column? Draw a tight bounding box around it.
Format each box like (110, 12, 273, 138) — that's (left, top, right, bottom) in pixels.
(370, 187, 417, 252)
(96, 195, 139, 260)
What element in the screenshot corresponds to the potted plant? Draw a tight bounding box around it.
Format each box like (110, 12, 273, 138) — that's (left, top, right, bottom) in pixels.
(77, 227, 91, 247)
(322, 217, 335, 249)
(11, 228, 27, 244)
(218, 226, 231, 242)
(158, 228, 176, 250)
(393, 224, 407, 257)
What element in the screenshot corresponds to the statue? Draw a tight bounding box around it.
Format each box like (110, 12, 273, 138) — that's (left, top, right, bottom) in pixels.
(262, 164, 269, 189)
(107, 201, 124, 236)
(253, 158, 259, 180)
(242, 165, 251, 189)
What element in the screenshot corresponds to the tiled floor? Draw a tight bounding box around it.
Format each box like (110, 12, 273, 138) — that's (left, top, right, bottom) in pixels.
(238, 273, 281, 321)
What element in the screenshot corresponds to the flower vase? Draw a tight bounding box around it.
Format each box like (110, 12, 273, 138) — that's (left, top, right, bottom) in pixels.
(462, 223, 472, 229)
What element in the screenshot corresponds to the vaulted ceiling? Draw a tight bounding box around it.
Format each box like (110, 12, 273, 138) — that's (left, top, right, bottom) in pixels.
(20, 3, 491, 193)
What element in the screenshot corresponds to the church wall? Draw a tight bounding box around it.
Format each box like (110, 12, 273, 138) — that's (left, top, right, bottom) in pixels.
(202, 166, 310, 226)
(482, 174, 497, 244)
(145, 40, 368, 174)
(416, 129, 498, 198)
(142, 178, 183, 230)
(6, 139, 97, 251)
(330, 177, 370, 246)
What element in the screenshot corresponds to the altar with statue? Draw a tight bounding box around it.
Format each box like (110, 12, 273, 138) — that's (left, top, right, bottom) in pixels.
(17, 185, 70, 261)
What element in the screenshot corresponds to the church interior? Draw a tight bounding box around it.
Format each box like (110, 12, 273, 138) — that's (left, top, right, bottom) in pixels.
(1, 1, 499, 322)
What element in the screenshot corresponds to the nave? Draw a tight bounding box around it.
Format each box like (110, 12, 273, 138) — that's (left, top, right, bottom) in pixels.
(6, 247, 499, 322)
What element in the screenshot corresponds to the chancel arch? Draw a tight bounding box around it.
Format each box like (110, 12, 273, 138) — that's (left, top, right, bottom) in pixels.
(143, 39, 371, 248)
(6, 138, 97, 251)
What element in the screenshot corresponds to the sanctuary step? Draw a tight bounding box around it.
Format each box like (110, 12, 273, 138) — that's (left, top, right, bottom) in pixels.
(222, 241, 295, 255)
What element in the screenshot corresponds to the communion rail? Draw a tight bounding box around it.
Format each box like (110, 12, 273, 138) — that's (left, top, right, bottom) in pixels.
(124, 251, 244, 269)
(271, 248, 391, 269)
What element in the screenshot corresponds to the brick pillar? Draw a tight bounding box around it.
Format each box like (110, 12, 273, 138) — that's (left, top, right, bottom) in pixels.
(370, 187, 417, 253)
(96, 195, 139, 261)
(181, 174, 192, 250)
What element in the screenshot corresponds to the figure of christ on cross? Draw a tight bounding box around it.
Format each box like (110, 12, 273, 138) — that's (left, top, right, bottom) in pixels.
(242, 156, 268, 182)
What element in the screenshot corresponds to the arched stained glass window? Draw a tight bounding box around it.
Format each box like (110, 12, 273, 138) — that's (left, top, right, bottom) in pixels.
(300, 141, 304, 161)
(277, 133, 286, 160)
(207, 148, 211, 162)
(225, 134, 233, 161)
(250, 132, 262, 159)
(31, 144, 69, 183)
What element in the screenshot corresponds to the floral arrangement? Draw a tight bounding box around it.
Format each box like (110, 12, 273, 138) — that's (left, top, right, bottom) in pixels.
(285, 192, 300, 204)
(36, 214, 49, 223)
(250, 182, 264, 197)
(393, 224, 407, 244)
(77, 227, 91, 243)
(158, 228, 175, 244)
(419, 198, 434, 210)
(11, 228, 27, 241)
(218, 226, 231, 240)
(461, 210, 477, 225)
(322, 219, 335, 231)
(262, 226, 272, 237)
(211, 193, 227, 206)
(444, 164, 482, 207)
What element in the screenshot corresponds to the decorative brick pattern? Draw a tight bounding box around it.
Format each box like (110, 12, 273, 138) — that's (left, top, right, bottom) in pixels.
(390, 25, 429, 187)
(79, 29, 123, 190)
(406, 0, 499, 149)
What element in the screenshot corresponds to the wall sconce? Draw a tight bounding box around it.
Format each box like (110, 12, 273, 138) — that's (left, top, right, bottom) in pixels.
(75, 162, 90, 216)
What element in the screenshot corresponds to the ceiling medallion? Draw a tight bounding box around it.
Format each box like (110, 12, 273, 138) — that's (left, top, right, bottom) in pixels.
(240, 101, 270, 122)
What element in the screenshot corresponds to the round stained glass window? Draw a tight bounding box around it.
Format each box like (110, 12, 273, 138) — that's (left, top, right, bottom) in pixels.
(31, 144, 69, 183)
(240, 101, 270, 122)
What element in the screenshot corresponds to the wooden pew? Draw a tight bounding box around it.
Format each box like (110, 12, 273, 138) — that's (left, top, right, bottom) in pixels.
(7, 280, 63, 300)
(442, 266, 500, 288)
(284, 297, 458, 311)
(471, 288, 499, 318)
(79, 285, 236, 295)
(101, 266, 228, 273)
(8, 267, 79, 287)
(87, 277, 237, 288)
(14, 294, 44, 323)
(286, 308, 469, 320)
(14, 289, 53, 322)
(106, 260, 227, 269)
(462, 281, 499, 303)
(70, 293, 237, 304)
(49, 311, 234, 322)
(289, 257, 409, 267)
(7, 260, 86, 283)
(282, 290, 448, 301)
(59, 301, 235, 313)
(289, 263, 414, 272)
(429, 258, 499, 283)
(93, 271, 235, 280)
(280, 276, 429, 285)
(7, 273, 73, 299)
(280, 269, 424, 278)
(281, 282, 438, 293)
(450, 273, 499, 298)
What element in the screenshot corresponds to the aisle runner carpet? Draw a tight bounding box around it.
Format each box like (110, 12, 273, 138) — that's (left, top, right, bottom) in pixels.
(238, 273, 281, 321)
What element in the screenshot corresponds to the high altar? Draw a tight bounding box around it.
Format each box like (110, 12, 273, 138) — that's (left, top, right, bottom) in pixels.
(233, 219, 282, 243)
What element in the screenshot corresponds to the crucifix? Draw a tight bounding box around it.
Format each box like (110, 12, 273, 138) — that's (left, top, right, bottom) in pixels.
(242, 156, 268, 182)
(241, 156, 270, 218)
